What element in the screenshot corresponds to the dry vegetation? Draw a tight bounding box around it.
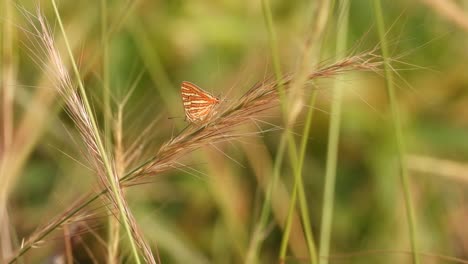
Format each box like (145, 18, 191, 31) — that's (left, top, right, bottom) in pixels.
(1, 0, 468, 264)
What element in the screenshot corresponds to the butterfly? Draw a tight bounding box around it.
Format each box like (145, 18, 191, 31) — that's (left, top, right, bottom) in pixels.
(181, 81, 220, 123)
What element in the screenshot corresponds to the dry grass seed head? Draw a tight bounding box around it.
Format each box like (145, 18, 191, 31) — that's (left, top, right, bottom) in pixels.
(130, 50, 383, 184)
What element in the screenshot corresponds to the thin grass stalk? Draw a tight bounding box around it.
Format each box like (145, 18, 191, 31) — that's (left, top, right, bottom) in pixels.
(372, 1, 420, 264)
(295, 169, 317, 264)
(261, 0, 285, 100)
(279, 92, 319, 264)
(278, 0, 333, 261)
(102, 0, 111, 154)
(111, 107, 124, 262)
(0, 4, 18, 261)
(278, 175, 299, 261)
(7, 50, 382, 263)
(277, 0, 334, 256)
(278, 87, 319, 264)
(50, 1, 144, 263)
(0, 209, 12, 262)
(0, 0, 16, 228)
(101, 1, 120, 262)
(261, 2, 319, 262)
(63, 225, 73, 264)
(279, 77, 322, 264)
(108, 106, 124, 264)
(246, 1, 292, 263)
(245, 133, 287, 264)
(1, 0, 14, 151)
(318, 1, 349, 263)
(293, 90, 318, 262)
(248, 127, 311, 263)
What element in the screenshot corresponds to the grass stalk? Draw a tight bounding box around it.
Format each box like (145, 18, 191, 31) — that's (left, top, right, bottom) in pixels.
(102, 0, 111, 152)
(261, 0, 342, 262)
(100, 1, 120, 262)
(246, 133, 287, 264)
(109, 106, 126, 264)
(318, 1, 349, 263)
(63, 225, 73, 264)
(0, 6, 19, 261)
(0, 0, 17, 235)
(261, 1, 317, 263)
(275, 0, 333, 262)
(50, 1, 143, 263)
(245, 1, 290, 262)
(372, 1, 420, 264)
(1, 0, 14, 151)
(261, 0, 285, 101)
(279, 92, 319, 264)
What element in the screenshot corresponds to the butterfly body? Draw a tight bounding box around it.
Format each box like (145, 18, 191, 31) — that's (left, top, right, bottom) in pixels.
(181, 81, 220, 123)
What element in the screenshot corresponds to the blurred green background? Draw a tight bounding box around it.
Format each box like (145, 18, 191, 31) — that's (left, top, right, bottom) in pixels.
(1, 0, 468, 263)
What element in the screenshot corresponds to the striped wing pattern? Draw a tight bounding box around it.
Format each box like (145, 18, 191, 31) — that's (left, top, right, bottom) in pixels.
(181, 81, 220, 123)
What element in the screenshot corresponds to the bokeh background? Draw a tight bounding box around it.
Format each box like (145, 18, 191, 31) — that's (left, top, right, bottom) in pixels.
(1, 0, 468, 263)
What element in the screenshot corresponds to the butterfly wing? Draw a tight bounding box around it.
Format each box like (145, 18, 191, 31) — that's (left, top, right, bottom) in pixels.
(181, 81, 219, 123)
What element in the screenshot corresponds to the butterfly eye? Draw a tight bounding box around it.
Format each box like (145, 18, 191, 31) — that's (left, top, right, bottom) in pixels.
(181, 81, 220, 123)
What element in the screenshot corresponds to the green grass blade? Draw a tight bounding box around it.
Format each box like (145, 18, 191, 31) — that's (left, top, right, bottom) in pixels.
(246, 132, 287, 264)
(0, 0, 17, 226)
(261, 1, 319, 263)
(372, 1, 420, 264)
(102, 0, 111, 152)
(291, 91, 319, 264)
(100, 1, 121, 262)
(318, 1, 349, 264)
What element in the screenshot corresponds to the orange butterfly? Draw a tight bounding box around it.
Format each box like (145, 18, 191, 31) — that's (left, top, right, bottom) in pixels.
(181, 81, 220, 123)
